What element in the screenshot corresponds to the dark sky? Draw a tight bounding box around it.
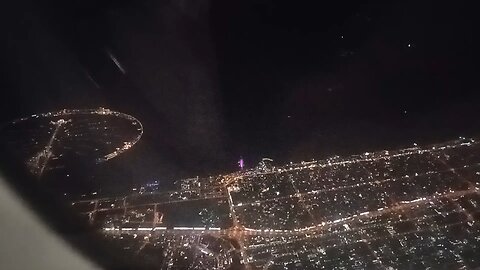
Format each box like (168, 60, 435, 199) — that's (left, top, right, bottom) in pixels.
(1, 1, 478, 192)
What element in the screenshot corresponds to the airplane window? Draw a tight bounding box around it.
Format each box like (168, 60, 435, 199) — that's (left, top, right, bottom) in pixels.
(1, 1, 479, 269)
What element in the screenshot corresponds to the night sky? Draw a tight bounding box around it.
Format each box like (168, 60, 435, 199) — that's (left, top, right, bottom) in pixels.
(1, 1, 478, 192)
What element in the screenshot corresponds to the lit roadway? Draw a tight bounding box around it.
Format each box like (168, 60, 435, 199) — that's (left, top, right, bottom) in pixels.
(104, 187, 479, 237)
(102, 187, 479, 268)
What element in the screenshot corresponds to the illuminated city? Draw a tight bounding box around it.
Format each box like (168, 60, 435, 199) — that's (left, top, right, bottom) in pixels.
(0, 2, 478, 268)
(73, 137, 480, 269)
